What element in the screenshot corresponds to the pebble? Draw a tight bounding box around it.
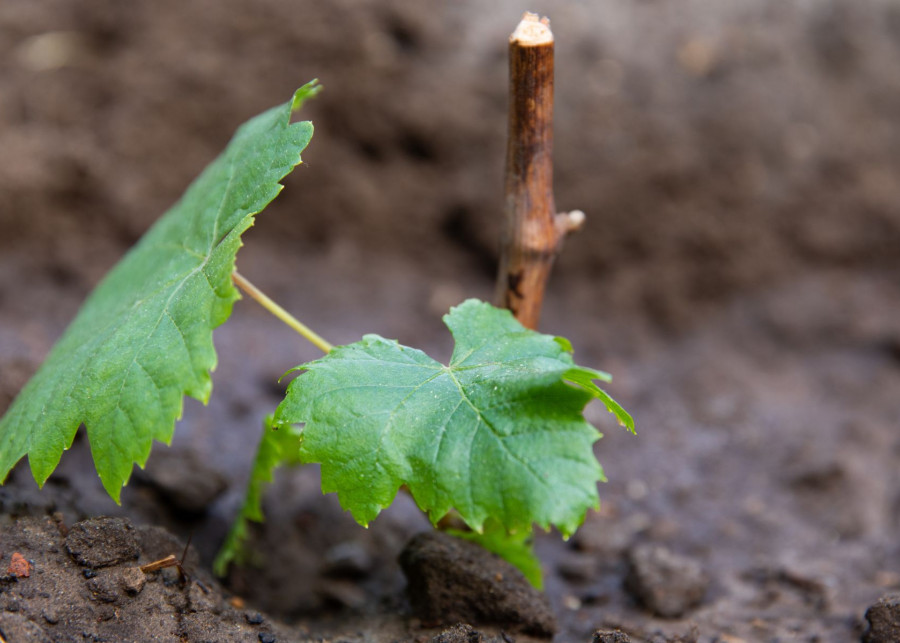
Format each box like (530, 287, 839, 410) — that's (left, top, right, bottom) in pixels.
(593, 631, 630, 643)
(120, 567, 146, 595)
(86, 572, 120, 603)
(863, 594, 900, 643)
(65, 517, 140, 569)
(41, 606, 60, 624)
(7, 552, 31, 577)
(431, 623, 485, 642)
(623, 544, 709, 618)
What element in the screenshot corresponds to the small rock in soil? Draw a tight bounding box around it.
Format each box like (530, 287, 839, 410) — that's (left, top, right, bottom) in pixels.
(7, 551, 31, 577)
(246, 611, 265, 625)
(141, 448, 228, 514)
(593, 630, 631, 643)
(573, 510, 652, 556)
(120, 566, 146, 595)
(41, 605, 60, 624)
(863, 594, 900, 643)
(624, 544, 709, 618)
(741, 564, 830, 611)
(65, 517, 140, 568)
(432, 623, 487, 642)
(399, 531, 556, 637)
(322, 540, 373, 578)
(86, 570, 124, 603)
(430, 623, 513, 643)
(259, 632, 277, 643)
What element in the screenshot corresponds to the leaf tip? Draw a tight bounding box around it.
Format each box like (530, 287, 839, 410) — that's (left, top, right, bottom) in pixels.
(619, 412, 637, 435)
(443, 298, 495, 324)
(278, 365, 308, 384)
(105, 484, 124, 506)
(291, 80, 322, 112)
(553, 336, 574, 353)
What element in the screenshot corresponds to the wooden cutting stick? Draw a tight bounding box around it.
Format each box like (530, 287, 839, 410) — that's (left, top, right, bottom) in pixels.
(495, 12, 584, 330)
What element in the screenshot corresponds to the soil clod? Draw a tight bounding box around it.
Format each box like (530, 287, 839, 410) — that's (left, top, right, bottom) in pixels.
(399, 531, 556, 637)
(432, 623, 490, 643)
(863, 594, 900, 643)
(0, 517, 302, 642)
(40, 606, 59, 624)
(623, 544, 709, 618)
(592, 630, 631, 643)
(140, 449, 229, 515)
(121, 566, 146, 595)
(65, 517, 140, 569)
(85, 569, 123, 603)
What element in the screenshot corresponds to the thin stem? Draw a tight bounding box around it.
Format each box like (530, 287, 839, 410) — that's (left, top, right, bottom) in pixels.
(232, 271, 333, 354)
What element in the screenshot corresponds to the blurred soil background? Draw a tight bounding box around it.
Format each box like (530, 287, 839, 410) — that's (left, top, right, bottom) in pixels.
(1, 1, 900, 641)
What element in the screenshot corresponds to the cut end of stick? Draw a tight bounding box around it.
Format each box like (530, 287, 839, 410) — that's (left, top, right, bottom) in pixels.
(511, 12, 553, 46)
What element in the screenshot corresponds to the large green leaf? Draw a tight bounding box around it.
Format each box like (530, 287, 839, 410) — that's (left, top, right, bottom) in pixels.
(275, 299, 634, 538)
(0, 82, 319, 500)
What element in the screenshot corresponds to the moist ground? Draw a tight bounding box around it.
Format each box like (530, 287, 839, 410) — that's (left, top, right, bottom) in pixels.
(1, 1, 900, 641)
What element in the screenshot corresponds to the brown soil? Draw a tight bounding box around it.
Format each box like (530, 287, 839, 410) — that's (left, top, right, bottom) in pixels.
(2, 1, 900, 641)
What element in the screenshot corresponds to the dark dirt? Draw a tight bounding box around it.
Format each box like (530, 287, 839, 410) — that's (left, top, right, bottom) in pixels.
(400, 531, 556, 636)
(64, 516, 140, 568)
(862, 594, 900, 643)
(2, 1, 900, 642)
(0, 516, 299, 642)
(592, 632, 631, 643)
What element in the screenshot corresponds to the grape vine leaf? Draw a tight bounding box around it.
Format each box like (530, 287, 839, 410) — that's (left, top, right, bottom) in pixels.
(0, 81, 319, 501)
(275, 299, 634, 539)
(213, 415, 302, 576)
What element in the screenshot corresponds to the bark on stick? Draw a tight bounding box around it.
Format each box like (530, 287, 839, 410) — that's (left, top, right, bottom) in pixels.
(495, 12, 583, 329)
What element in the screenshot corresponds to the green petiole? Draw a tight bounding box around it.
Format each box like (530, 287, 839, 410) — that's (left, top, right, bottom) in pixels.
(232, 271, 333, 354)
